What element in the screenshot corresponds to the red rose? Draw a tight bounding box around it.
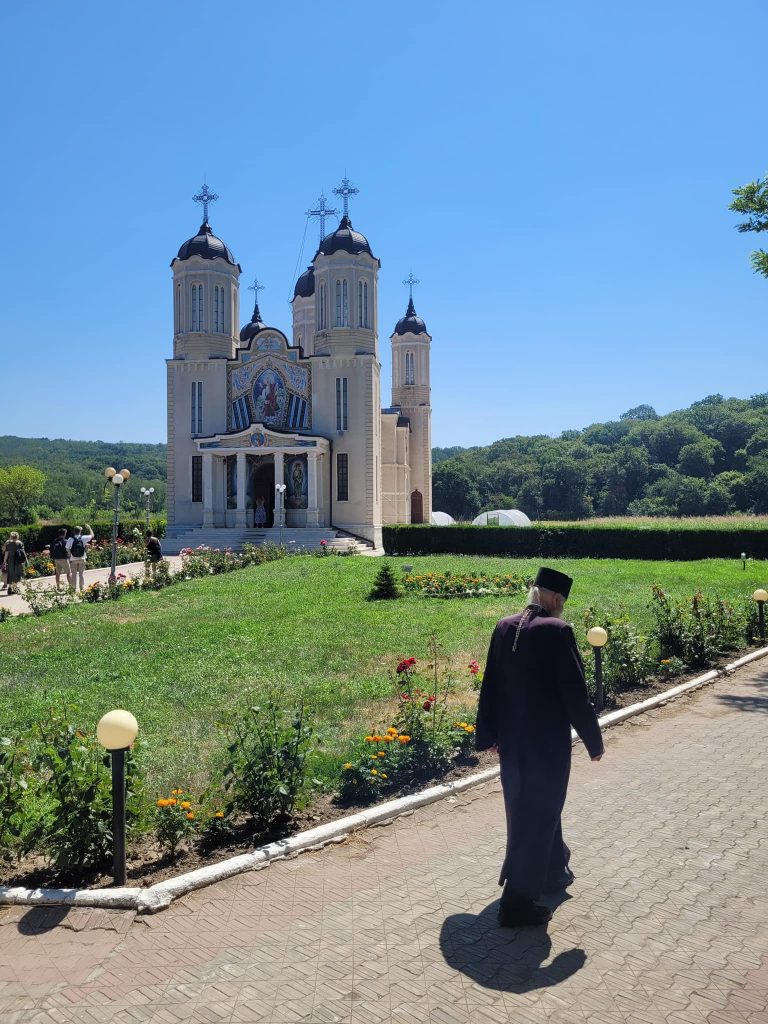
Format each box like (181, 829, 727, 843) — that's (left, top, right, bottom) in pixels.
(422, 701, 432, 712)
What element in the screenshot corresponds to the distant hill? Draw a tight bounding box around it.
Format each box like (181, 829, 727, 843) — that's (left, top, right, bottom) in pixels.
(0, 436, 167, 519)
(432, 394, 768, 520)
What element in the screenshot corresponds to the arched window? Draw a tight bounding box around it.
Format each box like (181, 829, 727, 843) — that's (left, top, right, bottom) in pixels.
(335, 280, 342, 326)
(175, 284, 181, 332)
(342, 279, 348, 326)
(405, 351, 415, 385)
(363, 281, 368, 327)
(358, 280, 369, 327)
(191, 284, 204, 332)
(318, 283, 327, 329)
(214, 285, 225, 333)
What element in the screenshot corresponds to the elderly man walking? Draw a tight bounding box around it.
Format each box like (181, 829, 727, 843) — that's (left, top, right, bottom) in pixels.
(476, 566, 604, 927)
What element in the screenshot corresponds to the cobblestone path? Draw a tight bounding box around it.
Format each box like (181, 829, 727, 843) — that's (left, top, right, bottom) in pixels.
(1, 664, 766, 1024)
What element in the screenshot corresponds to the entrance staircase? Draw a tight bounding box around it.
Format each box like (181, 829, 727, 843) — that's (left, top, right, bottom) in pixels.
(163, 526, 376, 556)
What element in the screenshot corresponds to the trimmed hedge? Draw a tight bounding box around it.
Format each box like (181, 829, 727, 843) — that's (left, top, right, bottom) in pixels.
(382, 524, 768, 561)
(0, 518, 166, 551)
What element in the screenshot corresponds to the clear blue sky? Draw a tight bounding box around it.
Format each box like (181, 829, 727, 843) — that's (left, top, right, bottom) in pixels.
(2, 1, 766, 449)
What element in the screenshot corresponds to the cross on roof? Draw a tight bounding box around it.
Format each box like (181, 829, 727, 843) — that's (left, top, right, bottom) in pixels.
(193, 183, 218, 224)
(332, 176, 359, 218)
(306, 193, 339, 242)
(248, 277, 265, 317)
(403, 272, 420, 299)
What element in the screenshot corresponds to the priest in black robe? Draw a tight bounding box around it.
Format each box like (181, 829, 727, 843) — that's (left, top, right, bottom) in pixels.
(476, 566, 604, 926)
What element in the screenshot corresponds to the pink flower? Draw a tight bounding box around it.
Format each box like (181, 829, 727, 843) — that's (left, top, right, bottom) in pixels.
(468, 660, 480, 675)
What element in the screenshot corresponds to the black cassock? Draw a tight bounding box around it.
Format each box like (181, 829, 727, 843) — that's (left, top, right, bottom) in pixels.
(476, 606, 604, 900)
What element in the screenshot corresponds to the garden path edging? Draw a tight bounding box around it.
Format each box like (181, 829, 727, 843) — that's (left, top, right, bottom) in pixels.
(2, 645, 766, 915)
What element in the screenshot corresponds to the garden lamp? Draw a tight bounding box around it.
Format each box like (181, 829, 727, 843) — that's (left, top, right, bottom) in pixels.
(587, 626, 608, 714)
(275, 482, 287, 547)
(741, 552, 747, 571)
(106, 468, 131, 581)
(753, 589, 768, 642)
(140, 486, 155, 530)
(96, 709, 139, 886)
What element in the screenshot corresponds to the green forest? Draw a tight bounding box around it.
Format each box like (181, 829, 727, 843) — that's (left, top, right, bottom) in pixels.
(433, 394, 768, 521)
(0, 436, 166, 524)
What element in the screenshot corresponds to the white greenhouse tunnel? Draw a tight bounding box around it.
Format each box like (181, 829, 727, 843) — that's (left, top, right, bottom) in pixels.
(472, 509, 532, 527)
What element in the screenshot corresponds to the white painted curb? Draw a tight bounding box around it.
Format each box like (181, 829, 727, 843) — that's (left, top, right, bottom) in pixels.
(2, 645, 766, 914)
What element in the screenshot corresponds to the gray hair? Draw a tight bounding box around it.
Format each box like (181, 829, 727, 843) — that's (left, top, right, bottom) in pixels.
(527, 585, 565, 615)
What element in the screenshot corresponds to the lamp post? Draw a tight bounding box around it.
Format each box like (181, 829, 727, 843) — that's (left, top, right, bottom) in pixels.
(140, 486, 155, 531)
(96, 709, 139, 886)
(105, 467, 131, 581)
(753, 589, 768, 642)
(587, 626, 609, 713)
(275, 482, 286, 547)
(741, 552, 747, 571)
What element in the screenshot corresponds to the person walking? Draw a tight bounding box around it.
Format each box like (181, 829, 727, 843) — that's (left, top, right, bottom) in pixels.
(66, 523, 95, 592)
(50, 528, 72, 589)
(2, 532, 28, 595)
(476, 566, 604, 927)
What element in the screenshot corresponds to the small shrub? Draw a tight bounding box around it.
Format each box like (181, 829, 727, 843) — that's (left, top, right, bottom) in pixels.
(583, 606, 654, 696)
(658, 656, 687, 681)
(368, 562, 400, 601)
(22, 584, 77, 616)
(154, 789, 197, 858)
(0, 734, 35, 861)
(649, 586, 751, 668)
(222, 700, 313, 833)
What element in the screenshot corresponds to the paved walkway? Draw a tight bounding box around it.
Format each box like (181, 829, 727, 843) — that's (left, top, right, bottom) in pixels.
(0, 558, 184, 616)
(0, 665, 766, 1024)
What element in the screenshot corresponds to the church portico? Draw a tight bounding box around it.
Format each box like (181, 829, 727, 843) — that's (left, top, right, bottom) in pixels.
(196, 427, 329, 531)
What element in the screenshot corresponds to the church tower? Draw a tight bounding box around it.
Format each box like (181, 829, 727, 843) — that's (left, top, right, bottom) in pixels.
(295, 178, 383, 546)
(391, 275, 432, 523)
(167, 185, 241, 528)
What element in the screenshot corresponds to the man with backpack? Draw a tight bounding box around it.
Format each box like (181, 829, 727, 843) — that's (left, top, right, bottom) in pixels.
(66, 524, 95, 591)
(51, 528, 72, 589)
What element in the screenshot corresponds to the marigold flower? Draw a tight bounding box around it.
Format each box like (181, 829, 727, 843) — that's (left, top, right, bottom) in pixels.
(168, 798, 177, 806)
(186, 811, 195, 820)
(399, 735, 411, 743)
(466, 725, 475, 733)
(181, 801, 191, 809)
(343, 763, 353, 770)
(214, 811, 225, 818)
(383, 735, 393, 743)
(377, 751, 386, 758)
(364, 735, 374, 743)
(387, 727, 398, 735)
(156, 799, 167, 807)
(371, 769, 378, 775)
(381, 773, 388, 779)
(372, 735, 383, 743)
(171, 788, 183, 795)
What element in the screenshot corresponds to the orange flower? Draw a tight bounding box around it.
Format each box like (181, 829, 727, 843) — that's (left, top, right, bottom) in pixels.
(186, 811, 195, 820)
(364, 735, 374, 743)
(168, 798, 177, 806)
(383, 735, 393, 743)
(377, 751, 386, 758)
(372, 735, 383, 742)
(214, 811, 225, 818)
(180, 801, 191, 809)
(398, 735, 411, 744)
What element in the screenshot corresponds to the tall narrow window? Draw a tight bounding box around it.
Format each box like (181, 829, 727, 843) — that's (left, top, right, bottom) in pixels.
(191, 456, 202, 502)
(342, 279, 348, 326)
(363, 281, 368, 327)
(318, 283, 327, 329)
(337, 453, 349, 501)
(358, 281, 363, 327)
(214, 286, 225, 333)
(191, 381, 203, 434)
(191, 284, 204, 331)
(335, 280, 342, 326)
(405, 351, 415, 385)
(335, 377, 348, 430)
(175, 285, 181, 332)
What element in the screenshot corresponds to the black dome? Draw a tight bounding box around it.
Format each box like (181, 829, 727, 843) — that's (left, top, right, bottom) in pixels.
(293, 265, 315, 299)
(175, 221, 237, 266)
(239, 302, 267, 344)
(394, 296, 428, 336)
(318, 215, 375, 258)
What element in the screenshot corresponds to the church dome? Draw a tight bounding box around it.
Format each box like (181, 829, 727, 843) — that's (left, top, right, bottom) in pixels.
(293, 265, 315, 299)
(239, 301, 267, 344)
(176, 221, 237, 266)
(318, 215, 375, 258)
(394, 296, 428, 336)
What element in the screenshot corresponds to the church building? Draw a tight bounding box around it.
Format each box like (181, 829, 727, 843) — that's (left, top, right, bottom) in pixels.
(165, 181, 432, 550)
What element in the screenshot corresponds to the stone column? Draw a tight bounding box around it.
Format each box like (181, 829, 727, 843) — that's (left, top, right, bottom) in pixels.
(273, 452, 286, 527)
(235, 452, 247, 527)
(306, 451, 320, 527)
(202, 453, 214, 527)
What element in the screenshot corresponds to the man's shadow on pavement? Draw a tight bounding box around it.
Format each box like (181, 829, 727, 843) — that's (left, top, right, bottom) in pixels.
(440, 893, 585, 993)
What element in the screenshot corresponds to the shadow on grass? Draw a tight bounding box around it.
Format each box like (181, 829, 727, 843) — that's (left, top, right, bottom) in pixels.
(440, 894, 585, 993)
(716, 671, 768, 714)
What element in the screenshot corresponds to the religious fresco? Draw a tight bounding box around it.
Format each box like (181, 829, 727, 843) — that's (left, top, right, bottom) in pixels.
(252, 369, 286, 426)
(286, 455, 308, 509)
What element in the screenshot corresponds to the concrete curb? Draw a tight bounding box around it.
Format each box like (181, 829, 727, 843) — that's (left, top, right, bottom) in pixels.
(2, 645, 766, 913)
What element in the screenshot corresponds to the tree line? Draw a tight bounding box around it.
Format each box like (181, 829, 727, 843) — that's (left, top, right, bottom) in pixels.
(432, 394, 768, 521)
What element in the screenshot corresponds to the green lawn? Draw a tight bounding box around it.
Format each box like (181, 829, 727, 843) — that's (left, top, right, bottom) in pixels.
(1, 554, 765, 794)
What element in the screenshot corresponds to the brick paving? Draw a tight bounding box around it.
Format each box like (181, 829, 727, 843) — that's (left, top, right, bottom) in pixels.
(0, 664, 766, 1024)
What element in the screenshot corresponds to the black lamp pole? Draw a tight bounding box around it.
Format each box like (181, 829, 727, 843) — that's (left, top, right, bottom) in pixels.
(109, 746, 128, 885)
(594, 647, 604, 714)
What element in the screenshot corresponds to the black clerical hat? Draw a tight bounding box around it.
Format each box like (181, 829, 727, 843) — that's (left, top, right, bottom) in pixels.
(534, 566, 573, 599)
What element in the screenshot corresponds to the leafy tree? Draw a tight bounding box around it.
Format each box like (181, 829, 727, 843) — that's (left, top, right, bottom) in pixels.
(729, 175, 768, 278)
(0, 465, 46, 524)
(676, 441, 717, 479)
(620, 404, 659, 421)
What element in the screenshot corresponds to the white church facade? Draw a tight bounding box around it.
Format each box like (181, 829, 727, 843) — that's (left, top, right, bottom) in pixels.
(165, 182, 432, 550)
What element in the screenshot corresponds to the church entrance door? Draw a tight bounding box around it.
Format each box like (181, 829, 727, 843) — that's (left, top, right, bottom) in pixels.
(411, 489, 424, 524)
(251, 457, 275, 528)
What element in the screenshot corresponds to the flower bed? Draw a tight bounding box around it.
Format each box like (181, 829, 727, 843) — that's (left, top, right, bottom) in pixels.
(402, 569, 531, 598)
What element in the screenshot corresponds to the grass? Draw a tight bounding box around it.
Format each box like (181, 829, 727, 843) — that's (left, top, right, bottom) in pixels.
(1, 554, 765, 795)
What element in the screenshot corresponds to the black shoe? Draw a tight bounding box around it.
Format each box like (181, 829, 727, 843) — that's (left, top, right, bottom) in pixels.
(542, 867, 575, 894)
(498, 894, 552, 927)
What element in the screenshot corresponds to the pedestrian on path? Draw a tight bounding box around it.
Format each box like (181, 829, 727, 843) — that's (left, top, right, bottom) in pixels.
(66, 523, 94, 591)
(50, 528, 72, 589)
(2, 532, 28, 595)
(144, 530, 162, 576)
(476, 566, 604, 927)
